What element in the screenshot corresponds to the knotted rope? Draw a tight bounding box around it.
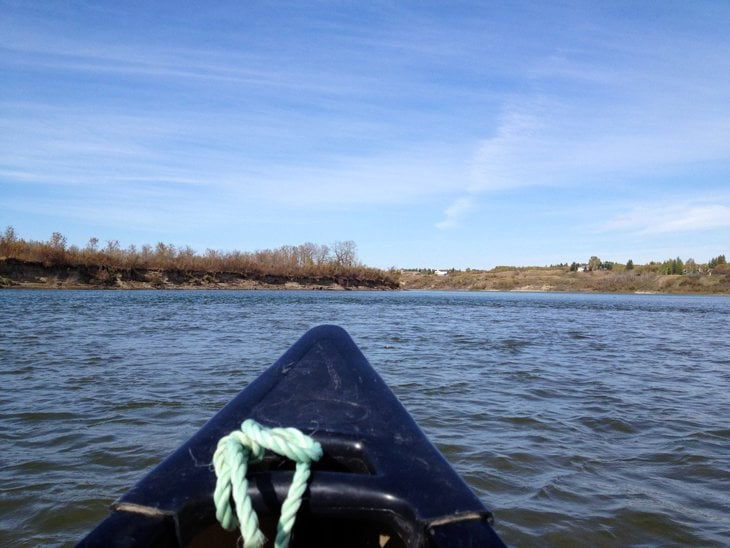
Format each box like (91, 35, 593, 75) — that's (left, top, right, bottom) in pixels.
(213, 418, 323, 548)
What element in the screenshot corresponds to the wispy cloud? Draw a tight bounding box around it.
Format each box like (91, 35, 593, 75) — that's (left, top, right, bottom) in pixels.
(469, 95, 730, 194)
(435, 196, 474, 230)
(1, 100, 469, 210)
(604, 201, 730, 235)
(466, 14, 730, 197)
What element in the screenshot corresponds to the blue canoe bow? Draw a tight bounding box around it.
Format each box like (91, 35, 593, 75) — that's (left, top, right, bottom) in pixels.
(78, 325, 506, 547)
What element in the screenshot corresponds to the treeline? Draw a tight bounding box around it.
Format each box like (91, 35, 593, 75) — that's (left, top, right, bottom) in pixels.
(0, 227, 399, 285)
(569, 255, 727, 275)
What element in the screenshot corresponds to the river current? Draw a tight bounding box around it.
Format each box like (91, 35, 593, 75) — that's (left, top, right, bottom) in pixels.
(1, 290, 728, 546)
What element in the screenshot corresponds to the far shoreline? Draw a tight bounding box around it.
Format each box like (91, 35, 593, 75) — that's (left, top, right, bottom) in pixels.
(3, 282, 729, 297)
(0, 257, 399, 291)
(397, 267, 729, 295)
(2, 257, 729, 295)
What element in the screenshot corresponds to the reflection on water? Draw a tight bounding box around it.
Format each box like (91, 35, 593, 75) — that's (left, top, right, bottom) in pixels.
(1, 290, 729, 545)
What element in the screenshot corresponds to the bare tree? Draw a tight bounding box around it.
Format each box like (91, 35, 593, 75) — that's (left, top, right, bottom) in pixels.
(333, 240, 357, 267)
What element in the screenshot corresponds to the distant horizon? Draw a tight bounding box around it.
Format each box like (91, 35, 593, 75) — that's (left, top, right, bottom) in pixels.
(2, 2, 729, 270)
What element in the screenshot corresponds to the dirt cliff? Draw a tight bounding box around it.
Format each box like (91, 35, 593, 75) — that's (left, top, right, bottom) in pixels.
(0, 258, 399, 290)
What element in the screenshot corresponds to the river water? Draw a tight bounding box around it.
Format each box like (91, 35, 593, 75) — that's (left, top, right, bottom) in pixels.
(1, 289, 728, 546)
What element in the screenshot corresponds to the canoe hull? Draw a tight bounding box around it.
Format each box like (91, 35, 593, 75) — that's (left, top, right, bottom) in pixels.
(78, 325, 505, 547)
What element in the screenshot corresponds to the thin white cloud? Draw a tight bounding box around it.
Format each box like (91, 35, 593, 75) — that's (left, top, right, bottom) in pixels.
(1, 100, 470, 207)
(469, 95, 730, 193)
(244, 147, 469, 208)
(435, 196, 474, 230)
(468, 18, 730, 194)
(604, 202, 730, 235)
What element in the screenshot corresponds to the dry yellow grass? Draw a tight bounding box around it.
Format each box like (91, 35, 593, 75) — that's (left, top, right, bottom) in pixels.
(400, 268, 730, 294)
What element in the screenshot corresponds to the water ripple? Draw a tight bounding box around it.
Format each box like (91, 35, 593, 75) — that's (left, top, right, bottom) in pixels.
(1, 290, 728, 546)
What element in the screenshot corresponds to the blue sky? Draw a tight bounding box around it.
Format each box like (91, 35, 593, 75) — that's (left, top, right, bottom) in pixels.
(2, 1, 729, 269)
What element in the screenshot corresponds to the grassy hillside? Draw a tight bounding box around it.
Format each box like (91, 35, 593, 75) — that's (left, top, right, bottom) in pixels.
(400, 266, 730, 294)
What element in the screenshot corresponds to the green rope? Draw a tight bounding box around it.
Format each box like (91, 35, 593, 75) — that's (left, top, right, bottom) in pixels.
(213, 418, 323, 548)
